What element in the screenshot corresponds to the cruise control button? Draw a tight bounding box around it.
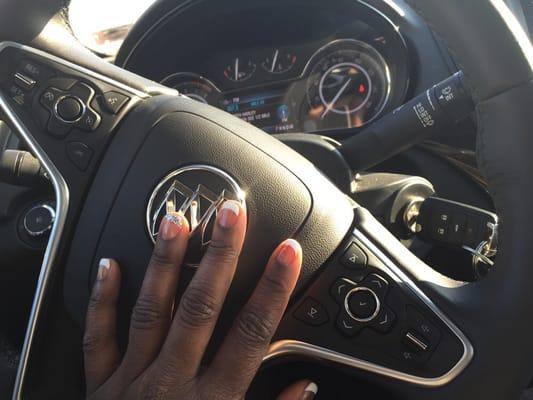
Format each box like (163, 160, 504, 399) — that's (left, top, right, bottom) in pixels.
(56, 96, 84, 122)
(293, 298, 329, 326)
(347, 289, 378, 321)
(340, 243, 368, 269)
(66, 142, 94, 171)
(330, 278, 356, 304)
(371, 307, 396, 333)
(102, 91, 130, 114)
(9, 85, 28, 106)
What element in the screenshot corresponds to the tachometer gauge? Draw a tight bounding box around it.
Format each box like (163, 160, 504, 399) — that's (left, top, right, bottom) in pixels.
(161, 73, 220, 105)
(305, 40, 391, 131)
(223, 57, 256, 82)
(262, 49, 297, 74)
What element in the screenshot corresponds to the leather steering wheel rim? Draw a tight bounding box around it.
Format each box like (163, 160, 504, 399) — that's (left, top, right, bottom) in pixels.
(0, 1, 532, 399)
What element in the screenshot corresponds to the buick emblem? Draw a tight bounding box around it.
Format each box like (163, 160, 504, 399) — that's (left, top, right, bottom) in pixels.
(146, 165, 245, 265)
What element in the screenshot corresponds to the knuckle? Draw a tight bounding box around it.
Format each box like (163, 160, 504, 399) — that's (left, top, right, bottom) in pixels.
(261, 272, 291, 297)
(82, 332, 101, 354)
(87, 290, 105, 313)
(177, 286, 218, 329)
(203, 239, 238, 266)
(131, 295, 166, 330)
(150, 245, 175, 270)
(235, 308, 274, 349)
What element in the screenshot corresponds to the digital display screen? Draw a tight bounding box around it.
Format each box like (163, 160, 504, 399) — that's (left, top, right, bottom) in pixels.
(219, 90, 297, 134)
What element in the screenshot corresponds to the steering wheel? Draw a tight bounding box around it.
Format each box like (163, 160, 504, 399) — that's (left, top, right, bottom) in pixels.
(1, 0, 532, 399)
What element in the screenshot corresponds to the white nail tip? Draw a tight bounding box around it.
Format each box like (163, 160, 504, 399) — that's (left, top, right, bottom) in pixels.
(99, 258, 111, 270)
(284, 238, 300, 252)
(221, 201, 240, 216)
(304, 382, 318, 395)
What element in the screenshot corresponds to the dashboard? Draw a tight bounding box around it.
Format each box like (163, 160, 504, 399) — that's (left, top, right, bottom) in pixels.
(118, 0, 411, 136)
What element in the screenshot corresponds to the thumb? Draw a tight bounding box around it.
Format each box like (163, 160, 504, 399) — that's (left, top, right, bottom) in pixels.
(276, 379, 318, 400)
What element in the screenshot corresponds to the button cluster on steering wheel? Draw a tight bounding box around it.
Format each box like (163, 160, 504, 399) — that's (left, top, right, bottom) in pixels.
(332, 273, 396, 336)
(40, 81, 101, 137)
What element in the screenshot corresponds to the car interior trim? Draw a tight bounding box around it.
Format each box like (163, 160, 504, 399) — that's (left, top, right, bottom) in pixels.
(264, 226, 474, 387)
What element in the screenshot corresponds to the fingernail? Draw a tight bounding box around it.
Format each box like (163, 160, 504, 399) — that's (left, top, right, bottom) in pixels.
(159, 213, 185, 240)
(277, 239, 301, 267)
(97, 258, 111, 281)
(218, 200, 240, 229)
(301, 382, 318, 400)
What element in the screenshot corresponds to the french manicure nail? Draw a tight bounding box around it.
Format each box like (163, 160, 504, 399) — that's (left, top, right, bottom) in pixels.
(218, 200, 240, 229)
(159, 213, 184, 240)
(97, 258, 111, 281)
(277, 239, 301, 267)
(301, 382, 318, 400)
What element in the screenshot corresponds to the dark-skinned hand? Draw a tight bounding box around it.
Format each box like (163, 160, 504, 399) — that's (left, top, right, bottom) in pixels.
(83, 200, 317, 400)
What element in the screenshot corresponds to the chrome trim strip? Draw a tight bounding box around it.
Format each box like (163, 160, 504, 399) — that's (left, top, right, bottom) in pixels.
(0, 41, 147, 400)
(265, 227, 474, 388)
(0, 87, 69, 400)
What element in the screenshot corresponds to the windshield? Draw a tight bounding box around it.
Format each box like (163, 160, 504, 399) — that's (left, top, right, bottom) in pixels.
(69, 0, 157, 57)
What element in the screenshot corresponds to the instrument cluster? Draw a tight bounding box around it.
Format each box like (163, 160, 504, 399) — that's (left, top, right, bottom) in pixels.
(159, 10, 409, 136)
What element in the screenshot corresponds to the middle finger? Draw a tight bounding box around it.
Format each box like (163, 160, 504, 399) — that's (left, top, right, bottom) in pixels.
(156, 200, 246, 380)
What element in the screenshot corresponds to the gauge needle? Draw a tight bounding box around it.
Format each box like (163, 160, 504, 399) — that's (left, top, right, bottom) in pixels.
(270, 49, 279, 72)
(235, 58, 239, 81)
(321, 78, 352, 119)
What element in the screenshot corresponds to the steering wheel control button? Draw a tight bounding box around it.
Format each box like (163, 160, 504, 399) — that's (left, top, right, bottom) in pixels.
(14, 72, 36, 91)
(47, 117, 72, 138)
(102, 91, 130, 114)
(55, 96, 84, 123)
(66, 142, 94, 171)
(362, 274, 389, 298)
(23, 203, 56, 238)
(406, 306, 441, 347)
(336, 314, 363, 337)
(40, 87, 62, 109)
(404, 331, 429, 353)
(9, 84, 29, 107)
(330, 278, 356, 304)
(370, 307, 396, 333)
(293, 298, 329, 326)
(345, 287, 380, 322)
(19, 59, 53, 81)
(340, 243, 368, 269)
(75, 108, 101, 131)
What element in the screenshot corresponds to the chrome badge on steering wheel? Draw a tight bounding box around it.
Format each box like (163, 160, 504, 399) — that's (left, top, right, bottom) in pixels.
(146, 165, 246, 265)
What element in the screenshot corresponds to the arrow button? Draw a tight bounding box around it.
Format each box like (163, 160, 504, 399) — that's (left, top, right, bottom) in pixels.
(330, 278, 356, 304)
(370, 307, 396, 333)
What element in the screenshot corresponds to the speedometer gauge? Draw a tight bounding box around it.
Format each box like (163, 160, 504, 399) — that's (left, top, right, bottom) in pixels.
(305, 40, 391, 131)
(161, 73, 220, 105)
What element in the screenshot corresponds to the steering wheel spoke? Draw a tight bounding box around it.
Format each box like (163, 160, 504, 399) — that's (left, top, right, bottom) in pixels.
(0, 42, 148, 397)
(269, 206, 473, 391)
